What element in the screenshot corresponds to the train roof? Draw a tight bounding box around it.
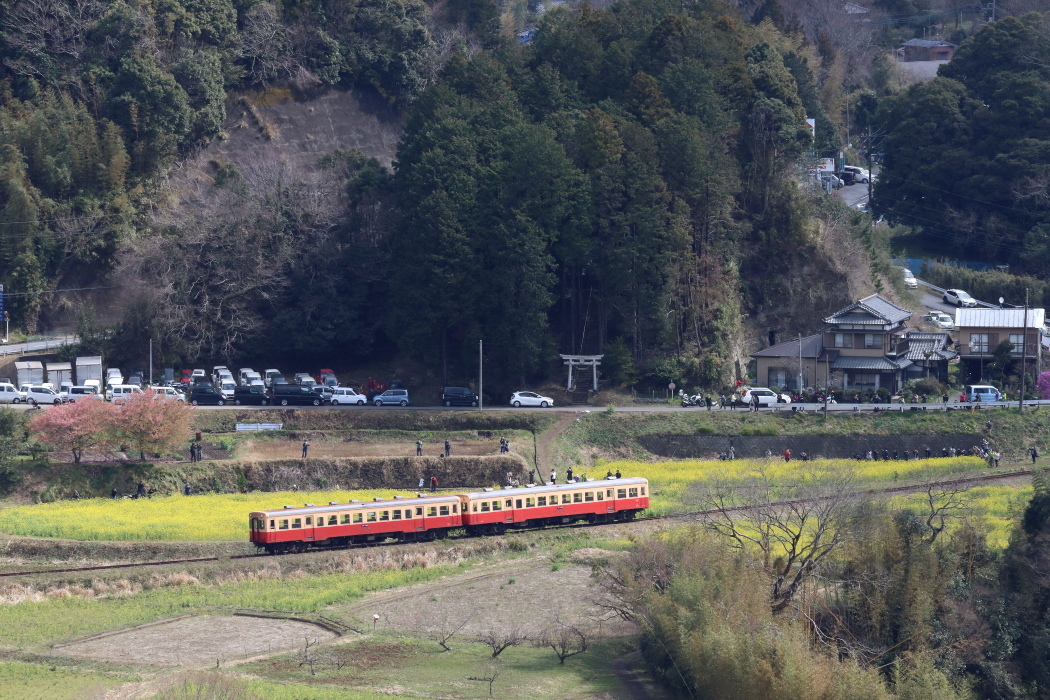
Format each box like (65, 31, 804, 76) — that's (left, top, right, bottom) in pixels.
(463, 477, 647, 500)
(251, 494, 460, 517)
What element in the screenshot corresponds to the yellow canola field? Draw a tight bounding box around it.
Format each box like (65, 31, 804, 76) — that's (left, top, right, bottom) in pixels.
(0, 489, 415, 542)
(604, 456, 990, 515)
(893, 484, 1033, 549)
(0, 457, 996, 542)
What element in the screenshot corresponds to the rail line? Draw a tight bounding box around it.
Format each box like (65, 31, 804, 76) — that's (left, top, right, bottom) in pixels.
(0, 468, 1032, 580)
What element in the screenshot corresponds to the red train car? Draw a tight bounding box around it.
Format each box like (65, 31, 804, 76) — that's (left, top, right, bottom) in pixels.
(249, 495, 462, 554)
(459, 477, 649, 535)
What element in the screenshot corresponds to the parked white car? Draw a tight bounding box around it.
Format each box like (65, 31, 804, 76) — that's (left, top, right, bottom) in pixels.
(842, 165, 871, 183)
(264, 369, 282, 387)
(924, 311, 955, 330)
(0, 383, 20, 403)
(107, 385, 144, 403)
(153, 386, 186, 402)
(219, 380, 237, 398)
(510, 391, 554, 408)
(902, 268, 917, 289)
(21, 385, 63, 405)
(62, 386, 102, 402)
(106, 368, 124, 387)
(740, 387, 790, 406)
(330, 387, 367, 406)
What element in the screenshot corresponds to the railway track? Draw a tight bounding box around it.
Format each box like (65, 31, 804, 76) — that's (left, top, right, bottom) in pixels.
(0, 468, 1032, 580)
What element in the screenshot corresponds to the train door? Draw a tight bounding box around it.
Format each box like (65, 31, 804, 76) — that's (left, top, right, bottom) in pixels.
(303, 514, 317, 542)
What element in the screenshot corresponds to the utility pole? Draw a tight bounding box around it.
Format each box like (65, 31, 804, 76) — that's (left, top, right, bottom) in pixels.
(1019, 288, 1028, 412)
(149, 339, 153, 388)
(478, 339, 483, 412)
(798, 333, 804, 394)
(867, 126, 874, 206)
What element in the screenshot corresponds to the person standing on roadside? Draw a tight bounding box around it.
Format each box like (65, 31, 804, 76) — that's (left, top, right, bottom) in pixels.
(430, 476, 438, 492)
(550, 469, 557, 484)
(302, 440, 309, 459)
(705, 395, 712, 410)
(1032, 447, 1040, 464)
(784, 449, 791, 462)
(416, 440, 423, 456)
(444, 440, 451, 458)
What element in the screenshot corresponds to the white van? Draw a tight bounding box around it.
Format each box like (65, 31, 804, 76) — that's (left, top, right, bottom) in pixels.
(964, 385, 999, 402)
(20, 385, 63, 404)
(0, 383, 20, 404)
(63, 386, 102, 402)
(220, 380, 237, 398)
(107, 384, 144, 403)
(106, 368, 124, 387)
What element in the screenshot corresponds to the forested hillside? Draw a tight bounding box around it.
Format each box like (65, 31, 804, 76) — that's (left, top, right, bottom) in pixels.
(1, 0, 885, 393)
(875, 12, 1050, 272)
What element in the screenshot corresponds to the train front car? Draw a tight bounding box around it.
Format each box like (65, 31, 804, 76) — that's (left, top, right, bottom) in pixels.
(460, 477, 649, 535)
(249, 495, 463, 554)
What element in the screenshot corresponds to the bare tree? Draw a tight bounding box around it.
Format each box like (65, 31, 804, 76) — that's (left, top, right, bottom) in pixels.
(479, 627, 528, 658)
(426, 611, 475, 652)
(297, 637, 321, 676)
(1, 0, 104, 88)
(696, 464, 872, 614)
(466, 659, 502, 697)
(920, 479, 973, 543)
(536, 617, 590, 664)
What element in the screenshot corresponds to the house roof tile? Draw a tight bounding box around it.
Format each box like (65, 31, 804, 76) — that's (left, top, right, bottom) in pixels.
(824, 294, 912, 326)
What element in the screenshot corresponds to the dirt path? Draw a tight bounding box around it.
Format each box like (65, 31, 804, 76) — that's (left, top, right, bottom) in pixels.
(611, 651, 669, 700)
(536, 414, 577, 471)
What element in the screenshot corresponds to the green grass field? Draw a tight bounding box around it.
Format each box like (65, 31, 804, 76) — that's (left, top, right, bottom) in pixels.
(0, 661, 129, 700)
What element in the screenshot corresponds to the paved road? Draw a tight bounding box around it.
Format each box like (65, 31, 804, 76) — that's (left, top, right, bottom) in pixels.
(0, 335, 78, 359)
(8, 400, 1050, 414)
(837, 181, 870, 209)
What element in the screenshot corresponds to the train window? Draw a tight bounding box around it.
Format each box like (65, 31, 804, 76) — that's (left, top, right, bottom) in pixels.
(427, 507, 437, 517)
(504, 499, 512, 509)
(492, 500, 501, 511)
(537, 496, 546, 506)
(379, 511, 389, 521)
(393, 510, 402, 520)
(585, 492, 594, 502)
(472, 503, 478, 513)
(526, 497, 535, 507)
(367, 512, 377, 522)
(416, 507, 423, 516)
(353, 513, 362, 523)
(342, 514, 350, 524)
(515, 499, 522, 509)
(641, 487, 646, 495)
(440, 505, 449, 516)
(564, 494, 573, 504)
(481, 501, 490, 512)
(305, 517, 312, 526)
(292, 518, 301, 529)
(606, 489, 613, 498)
(629, 488, 638, 498)
(328, 515, 337, 526)
(279, 519, 288, 530)
(596, 492, 603, 501)
(573, 493, 582, 503)
(453, 504, 458, 514)
(269, 520, 275, 530)
(617, 489, 626, 498)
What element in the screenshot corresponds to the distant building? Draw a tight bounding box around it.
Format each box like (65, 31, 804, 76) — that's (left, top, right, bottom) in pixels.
(953, 307, 1045, 377)
(897, 38, 956, 62)
(749, 294, 957, 393)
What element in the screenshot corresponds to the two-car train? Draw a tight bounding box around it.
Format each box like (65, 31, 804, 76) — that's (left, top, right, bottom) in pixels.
(249, 477, 649, 554)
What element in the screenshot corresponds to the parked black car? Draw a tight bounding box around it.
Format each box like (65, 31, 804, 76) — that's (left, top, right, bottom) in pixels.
(273, 384, 323, 406)
(441, 386, 479, 407)
(233, 385, 270, 406)
(189, 386, 225, 406)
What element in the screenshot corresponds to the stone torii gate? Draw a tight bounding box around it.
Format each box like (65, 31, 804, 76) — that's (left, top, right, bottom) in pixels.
(559, 354, 603, 392)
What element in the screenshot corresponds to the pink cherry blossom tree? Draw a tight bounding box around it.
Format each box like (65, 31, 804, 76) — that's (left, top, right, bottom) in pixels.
(114, 389, 194, 461)
(1038, 371, 1050, 401)
(28, 399, 115, 463)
